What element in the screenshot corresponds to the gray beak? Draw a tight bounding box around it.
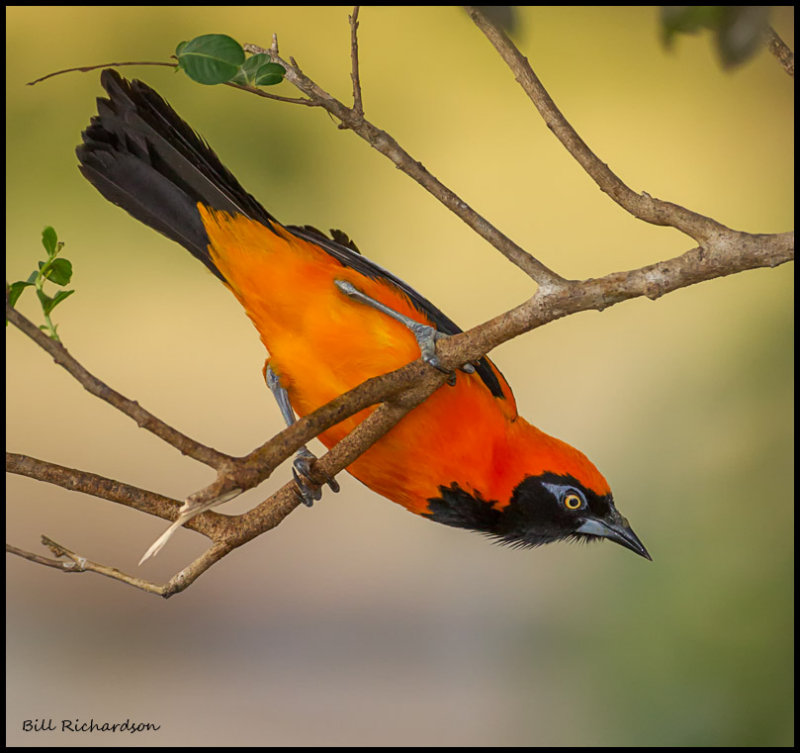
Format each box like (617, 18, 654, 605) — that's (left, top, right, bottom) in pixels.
(576, 511, 651, 560)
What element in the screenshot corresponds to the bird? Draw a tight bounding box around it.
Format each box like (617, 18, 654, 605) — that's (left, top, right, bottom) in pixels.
(76, 69, 650, 561)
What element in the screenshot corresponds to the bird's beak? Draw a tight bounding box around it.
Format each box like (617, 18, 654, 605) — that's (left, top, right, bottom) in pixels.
(577, 511, 651, 560)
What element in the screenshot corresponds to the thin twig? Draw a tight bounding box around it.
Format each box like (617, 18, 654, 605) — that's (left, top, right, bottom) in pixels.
(6, 533, 236, 597)
(43, 536, 166, 594)
(7, 543, 71, 570)
(349, 6, 364, 120)
(27, 60, 178, 86)
(224, 80, 318, 106)
(766, 26, 794, 77)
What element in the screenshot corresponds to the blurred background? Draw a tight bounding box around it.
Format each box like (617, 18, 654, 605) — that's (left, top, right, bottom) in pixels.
(6, 6, 793, 747)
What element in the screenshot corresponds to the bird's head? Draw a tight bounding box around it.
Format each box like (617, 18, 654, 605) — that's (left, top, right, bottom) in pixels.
(423, 421, 649, 559)
(424, 472, 650, 559)
(494, 472, 650, 559)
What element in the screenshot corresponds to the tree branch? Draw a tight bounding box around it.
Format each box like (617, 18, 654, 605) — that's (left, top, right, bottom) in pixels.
(464, 6, 733, 246)
(349, 6, 364, 120)
(432, 232, 793, 372)
(9, 9, 793, 596)
(6, 294, 450, 512)
(8, 225, 790, 594)
(7, 365, 448, 596)
(767, 26, 794, 77)
(6, 451, 229, 540)
(245, 43, 564, 287)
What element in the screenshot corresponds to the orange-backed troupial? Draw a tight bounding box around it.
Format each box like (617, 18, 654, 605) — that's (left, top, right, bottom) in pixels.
(77, 70, 649, 562)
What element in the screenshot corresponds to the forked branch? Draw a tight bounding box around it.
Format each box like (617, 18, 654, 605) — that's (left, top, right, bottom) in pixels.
(8, 7, 793, 596)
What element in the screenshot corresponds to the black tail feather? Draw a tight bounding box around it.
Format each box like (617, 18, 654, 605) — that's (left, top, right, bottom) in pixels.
(76, 69, 277, 280)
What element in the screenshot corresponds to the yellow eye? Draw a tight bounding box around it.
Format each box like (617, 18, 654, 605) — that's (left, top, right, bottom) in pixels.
(563, 492, 583, 510)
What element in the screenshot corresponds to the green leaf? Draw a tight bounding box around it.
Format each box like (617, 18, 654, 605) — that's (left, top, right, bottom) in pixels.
(241, 53, 272, 76)
(36, 287, 73, 318)
(49, 289, 76, 311)
(254, 62, 286, 87)
(42, 226, 59, 257)
(233, 53, 270, 85)
(42, 258, 73, 286)
(232, 55, 286, 87)
(7, 280, 34, 308)
(36, 287, 55, 315)
(176, 34, 245, 85)
(229, 69, 248, 86)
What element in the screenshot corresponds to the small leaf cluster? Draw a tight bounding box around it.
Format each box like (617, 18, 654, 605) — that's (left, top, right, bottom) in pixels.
(7, 227, 74, 341)
(175, 34, 286, 86)
(660, 6, 772, 69)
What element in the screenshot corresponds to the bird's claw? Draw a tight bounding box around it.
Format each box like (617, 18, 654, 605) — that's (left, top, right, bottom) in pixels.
(411, 322, 476, 384)
(292, 448, 340, 507)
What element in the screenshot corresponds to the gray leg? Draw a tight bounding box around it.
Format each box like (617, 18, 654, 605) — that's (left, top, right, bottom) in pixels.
(334, 279, 475, 378)
(265, 364, 340, 506)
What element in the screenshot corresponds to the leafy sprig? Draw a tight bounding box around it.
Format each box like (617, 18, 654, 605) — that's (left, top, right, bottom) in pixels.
(7, 227, 75, 341)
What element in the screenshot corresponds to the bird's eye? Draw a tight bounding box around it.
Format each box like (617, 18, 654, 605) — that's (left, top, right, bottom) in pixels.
(541, 481, 588, 511)
(563, 491, 584, 510)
